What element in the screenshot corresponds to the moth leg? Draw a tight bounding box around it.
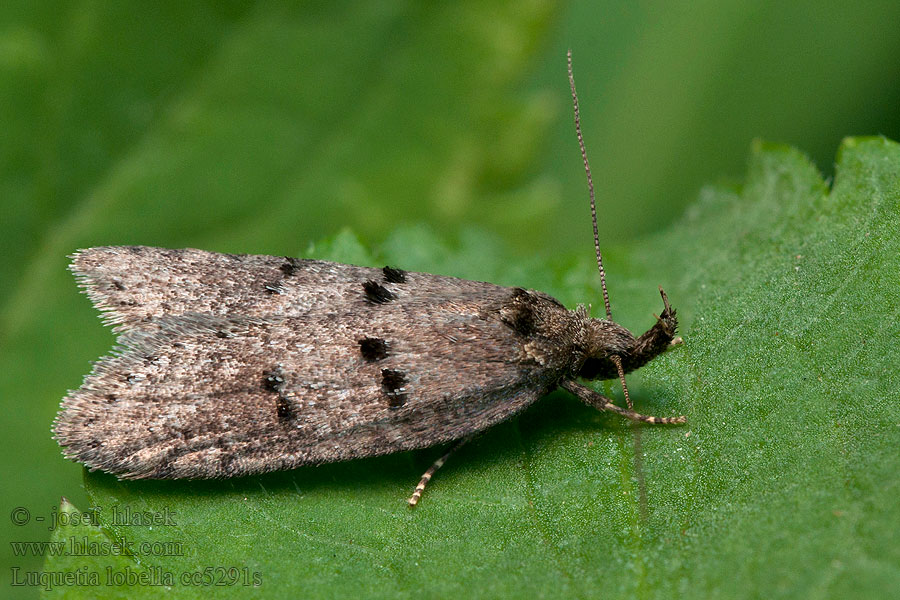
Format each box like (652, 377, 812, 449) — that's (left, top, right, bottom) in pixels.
(560, 379, 686, 425)
(408, 436, 471, 507)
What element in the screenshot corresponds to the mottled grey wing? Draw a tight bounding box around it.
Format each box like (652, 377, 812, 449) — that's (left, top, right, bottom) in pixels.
(55, 247, 574, 479)
(69, 246, 500, 331)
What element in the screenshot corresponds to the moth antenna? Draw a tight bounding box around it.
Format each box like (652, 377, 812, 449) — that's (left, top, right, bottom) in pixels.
(568, 50, 612, 321)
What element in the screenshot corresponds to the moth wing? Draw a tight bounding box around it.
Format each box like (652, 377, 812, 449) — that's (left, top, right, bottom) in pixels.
(55, 309, 554, 478)
(70, 246, 495, 331)
(57, 249, 579, 478)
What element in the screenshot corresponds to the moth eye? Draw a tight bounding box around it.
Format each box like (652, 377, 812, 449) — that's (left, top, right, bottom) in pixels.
(359, 337, 388, 361)
(382, 266, 407, 283)
(381, 368, 408, 407)
(363, 280, 396, 304)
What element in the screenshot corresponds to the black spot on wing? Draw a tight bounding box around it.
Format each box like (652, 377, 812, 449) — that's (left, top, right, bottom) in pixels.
(264, 258, 304, 294)
(501, 288, 538, 336)
(381, 369, 408, 407)
(382, 266, 406, 283)
(276, 396, 293, 420)
(359, 337, 388, 361)
(262, 367, 286, 393)
(364, 280, 396, 304)
(263, 367, 292, 421)
(280, 258, 302, 276)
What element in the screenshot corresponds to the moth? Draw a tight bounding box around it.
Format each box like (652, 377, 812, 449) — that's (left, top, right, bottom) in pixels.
(54, 52, 685, 506)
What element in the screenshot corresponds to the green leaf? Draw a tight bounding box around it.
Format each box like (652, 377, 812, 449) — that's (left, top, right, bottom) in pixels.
(38, 498, 140, 599)
(39, 138, 900, 598)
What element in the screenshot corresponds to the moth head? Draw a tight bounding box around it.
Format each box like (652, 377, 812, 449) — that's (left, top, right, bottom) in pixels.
(578, 319, 638, 380)
(577, 288, 679, 381)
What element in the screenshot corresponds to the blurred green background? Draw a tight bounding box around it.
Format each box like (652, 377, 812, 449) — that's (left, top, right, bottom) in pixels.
(2, 1, 900, 596)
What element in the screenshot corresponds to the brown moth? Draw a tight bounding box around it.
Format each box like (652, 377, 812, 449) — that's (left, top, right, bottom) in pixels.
(53, 52, 685, 506)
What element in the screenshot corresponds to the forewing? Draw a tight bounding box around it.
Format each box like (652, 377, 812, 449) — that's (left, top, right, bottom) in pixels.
(70, 246, 498, 331)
